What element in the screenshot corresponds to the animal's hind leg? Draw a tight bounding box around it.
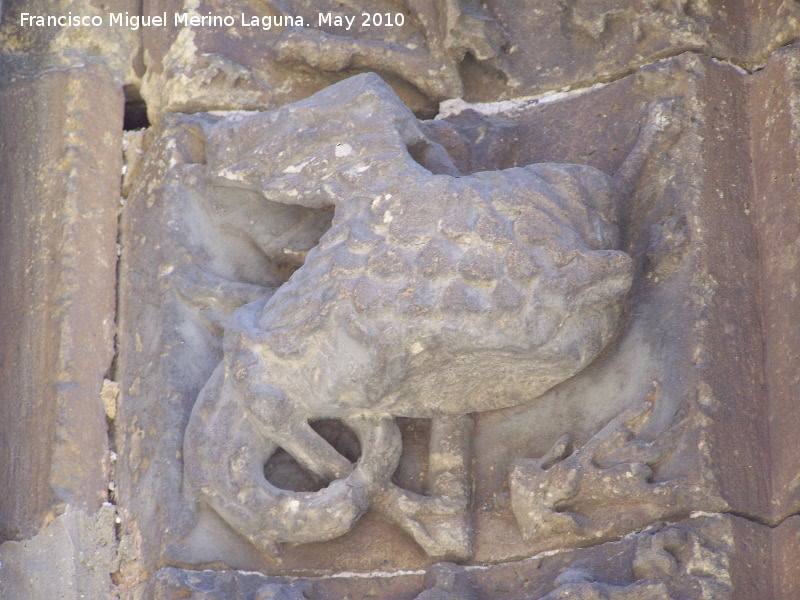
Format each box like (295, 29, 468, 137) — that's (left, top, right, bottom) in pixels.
(254, 414, 355, 483)
(184, 363, 395, 551)
(428, 414, 473, 505)
(373, 414, 474, 561)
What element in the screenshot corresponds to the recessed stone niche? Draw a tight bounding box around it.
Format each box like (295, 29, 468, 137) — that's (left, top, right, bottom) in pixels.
(2, 1, 800, 598)
(111, 52, 775, 598)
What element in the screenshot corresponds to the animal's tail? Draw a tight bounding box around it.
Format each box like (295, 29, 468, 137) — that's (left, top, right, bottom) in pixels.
(183, 362, 402, 553)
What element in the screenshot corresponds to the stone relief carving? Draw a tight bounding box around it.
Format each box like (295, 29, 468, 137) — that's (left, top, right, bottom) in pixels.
(275, 0, 510, 99)
(141, 0, 511, 124)
(563, 0, 720, 46)
(181, 72, 683, 561)
(534, 514, 735, 599)
(509, 382, 728, 547)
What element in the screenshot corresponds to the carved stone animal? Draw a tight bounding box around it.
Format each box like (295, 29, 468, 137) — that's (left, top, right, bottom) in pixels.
(183, 73, 664, 560)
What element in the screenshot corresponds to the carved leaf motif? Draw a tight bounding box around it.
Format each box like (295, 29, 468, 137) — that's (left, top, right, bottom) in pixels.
(509, 383, 729, 545)
(564, 0, 719, 44)
(539, 516, 734, 599)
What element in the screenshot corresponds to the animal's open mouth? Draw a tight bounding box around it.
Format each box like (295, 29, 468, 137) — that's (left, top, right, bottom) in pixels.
(188, 172, 335, 291)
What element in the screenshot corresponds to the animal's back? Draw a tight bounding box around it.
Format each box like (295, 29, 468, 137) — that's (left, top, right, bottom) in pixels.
(248, 163, 633, 417)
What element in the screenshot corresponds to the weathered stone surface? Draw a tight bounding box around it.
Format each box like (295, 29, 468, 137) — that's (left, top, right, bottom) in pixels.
(421, 109, 520, 174)
(0, 0, 141, 84)
(114, 70, 644, 576)
(136, 1, 800, 124)
(113, 48, 797, 597)
(743, 0, 800, 65)
(467, 0, 800, 102)
(687, 53, 771, 521)
(473, 515, 771, 599)
(182, 72, 649, 561)
(2, 3, 798, 597)
(141, 566, 426, 600)
(748, 43, 800, 524)
(0, 64, 121, 542)
(443, 55, 769, 569)
(131, 515, 768, 598)
(139, 0, 509, 124)
(509, 385, 727, 548)
(115, 108, 345, 583)
(145, 567, 309, 600)
(113, 51, 777, 591)
(773, 516, 800, 599)
(415, 563, 476, 600)
(0, 506, 118, 600)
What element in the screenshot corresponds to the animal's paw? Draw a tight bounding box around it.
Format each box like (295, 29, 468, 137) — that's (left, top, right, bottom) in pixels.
(373, 486, 474, 560)
(375, 487, 469, 518)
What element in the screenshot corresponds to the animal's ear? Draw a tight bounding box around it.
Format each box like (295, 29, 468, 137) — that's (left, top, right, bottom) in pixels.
(203, 73, 457, 208)
(565, 249, 634, 307)
(614, 96, 687, 197)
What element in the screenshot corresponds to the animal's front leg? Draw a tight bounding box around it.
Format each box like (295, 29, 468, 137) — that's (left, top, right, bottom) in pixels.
(373, 414, 474, 561)
(223, 300, 354, 482)
(185, 300, 403, 551)
(184, 360, 377, 552)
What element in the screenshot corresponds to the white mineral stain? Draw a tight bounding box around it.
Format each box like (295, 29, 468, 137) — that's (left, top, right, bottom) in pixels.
(335, 142, 353, 157)
(283, 159, 310, 174)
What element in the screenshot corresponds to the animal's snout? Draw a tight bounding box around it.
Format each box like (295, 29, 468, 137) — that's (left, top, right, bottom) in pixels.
(566, 249, 634, 307)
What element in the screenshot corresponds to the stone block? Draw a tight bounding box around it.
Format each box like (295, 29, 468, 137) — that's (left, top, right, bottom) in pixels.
(0, 64, 122, 542)
(135, 1, 800, 125)
(0, 4, 795, 598)
(0, 506, 118, 600)
(139, 0, 511, 123)
(465, 54, 769, 563)
(113, 55, 782, 600)
(481, 0, 800, 102)
(0, 0, 141, 84)
(132, 515, 770, 598)
(748, 43, 800, 524)
(773, 516, 800, 599)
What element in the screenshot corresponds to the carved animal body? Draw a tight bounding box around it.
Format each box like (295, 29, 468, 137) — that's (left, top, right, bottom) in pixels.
(231, 165, 631, 418)
(183, 73, 634, 559)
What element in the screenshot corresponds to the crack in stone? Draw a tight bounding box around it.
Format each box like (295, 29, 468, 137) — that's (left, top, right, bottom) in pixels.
(445, 39, 800, 121)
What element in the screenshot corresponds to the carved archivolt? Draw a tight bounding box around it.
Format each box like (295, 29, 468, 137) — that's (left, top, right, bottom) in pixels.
(275, 0, 511, 99)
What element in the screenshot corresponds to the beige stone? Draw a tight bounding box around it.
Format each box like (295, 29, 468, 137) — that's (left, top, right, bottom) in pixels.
(139, 0, 510, 123)
(112, 52, 776, 588)
(479, 0, 800, 102)
(136, 1, 800, 124)
(0, 0, 141, 84)
(0, 506, 118, 600)
(0, 64, 121, 542)
(2, 2, 800, 598)
(748, 45, 800, 525)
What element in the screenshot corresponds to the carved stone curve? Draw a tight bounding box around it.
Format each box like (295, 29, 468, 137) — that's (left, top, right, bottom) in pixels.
(182, 73, 648, 561)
